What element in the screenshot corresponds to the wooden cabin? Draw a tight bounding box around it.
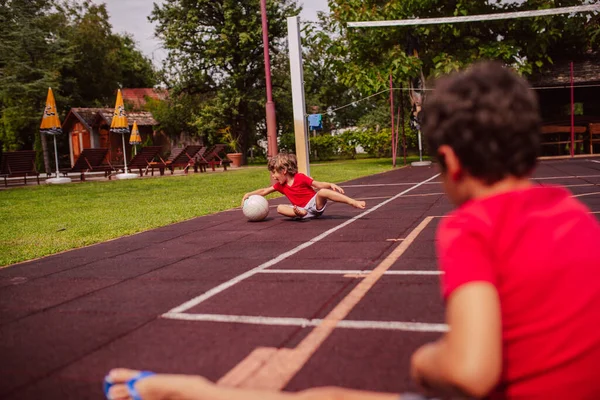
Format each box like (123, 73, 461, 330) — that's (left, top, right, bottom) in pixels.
(62, 108, 159, 166)
(530, 53, 600, 156)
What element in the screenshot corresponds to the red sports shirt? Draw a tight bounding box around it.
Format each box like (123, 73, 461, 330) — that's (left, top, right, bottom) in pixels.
(437, 186, 600, 399)
(272, 173, 316, 207)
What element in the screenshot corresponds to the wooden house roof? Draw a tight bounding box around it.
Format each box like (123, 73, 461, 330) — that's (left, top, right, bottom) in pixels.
(95, 110, 158, 127)
(530, 53, 600, 87)
(62, 108, 158, 131)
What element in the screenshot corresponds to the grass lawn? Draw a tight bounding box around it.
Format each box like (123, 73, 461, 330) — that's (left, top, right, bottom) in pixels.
(0, 157, 424, 267)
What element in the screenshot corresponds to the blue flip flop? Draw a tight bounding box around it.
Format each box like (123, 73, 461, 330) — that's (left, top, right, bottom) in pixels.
(104, 371, 155, 400)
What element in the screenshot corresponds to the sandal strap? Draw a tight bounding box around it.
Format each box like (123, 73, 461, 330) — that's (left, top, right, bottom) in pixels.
(126, 371, 155, 400)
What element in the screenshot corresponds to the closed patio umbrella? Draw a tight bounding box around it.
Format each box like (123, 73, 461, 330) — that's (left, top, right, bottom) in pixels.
(41, 88, 71, 184)
(129, 121, 141, 156)
(110, 89, 137, 179)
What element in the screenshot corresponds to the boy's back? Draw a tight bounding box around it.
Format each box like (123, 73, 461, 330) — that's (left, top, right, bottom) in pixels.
(437, 185, 600, 398)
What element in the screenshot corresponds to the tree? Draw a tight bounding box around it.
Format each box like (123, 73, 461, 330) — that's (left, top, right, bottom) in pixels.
(0, 0, 74, 171)
(326, 0, 599, 93)
(59, 1, 157, 108)
(150, 0, 300, 162)
(0, 0, 157, 171)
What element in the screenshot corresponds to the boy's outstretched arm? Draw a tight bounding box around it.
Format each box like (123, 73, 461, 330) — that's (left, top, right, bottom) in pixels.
(106, 368, 400, 400)
(411, 282, 502, 398)
(312, 180, 344, 193)
(241, 186, 276, 206)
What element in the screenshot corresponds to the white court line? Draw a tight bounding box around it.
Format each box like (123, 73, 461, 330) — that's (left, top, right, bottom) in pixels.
(359, 193, 445, 201)
(258, 269, 442, 275)
(590, 160, 600, 164)
(162, 313, 448, 333)
(533, 174, 600, 180)
(559, 184, 598, 188)
(164, 173, 441, 315)
(343, 182, 440, 188)
(573, 192, 600, 198)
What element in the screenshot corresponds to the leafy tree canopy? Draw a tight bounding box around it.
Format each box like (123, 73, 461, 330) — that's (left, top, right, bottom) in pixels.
(150, 0, 300, 156)
(327, 0, 599, 93)
(0, 0, 157, 152)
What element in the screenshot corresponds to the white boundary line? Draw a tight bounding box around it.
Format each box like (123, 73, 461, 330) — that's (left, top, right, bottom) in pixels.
(164, 173, 441, 315)
(162, 313, 448, 333)
(344, 174, 600, 187)
(343, 182, 439, 187)
(533, 174, 600, 180)
(590, 160, 600, 164)
(573, 192, 600, 198)
(258, 269, 442, 275)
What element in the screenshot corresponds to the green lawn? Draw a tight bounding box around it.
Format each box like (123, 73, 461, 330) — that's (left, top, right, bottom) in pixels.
(0, 157, 420, 267)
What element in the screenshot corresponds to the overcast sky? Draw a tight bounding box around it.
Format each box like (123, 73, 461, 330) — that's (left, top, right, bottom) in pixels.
(100, 0, 329, 66)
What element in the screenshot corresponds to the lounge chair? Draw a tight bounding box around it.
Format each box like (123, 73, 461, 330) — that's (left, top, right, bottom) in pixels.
(149, 145, 205, 176)
(60, 148, 114, 181)
(195, 144, 231, 172)
(1, 150, 40, 187)
(111, 146, 162, 178)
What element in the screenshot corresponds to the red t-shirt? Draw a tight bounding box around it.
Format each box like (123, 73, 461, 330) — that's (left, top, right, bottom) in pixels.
(272, 173, 316, 207)
(437, 186, 600, 399)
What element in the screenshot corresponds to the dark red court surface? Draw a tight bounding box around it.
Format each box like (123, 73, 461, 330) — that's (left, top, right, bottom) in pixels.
(1, 159, 599, 399)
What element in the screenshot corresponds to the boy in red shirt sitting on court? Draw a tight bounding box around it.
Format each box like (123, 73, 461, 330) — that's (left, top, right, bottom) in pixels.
(242, 153, 366, 219)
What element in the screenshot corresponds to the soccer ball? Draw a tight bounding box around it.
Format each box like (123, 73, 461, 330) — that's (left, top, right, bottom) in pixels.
(243, 195, 269, 222)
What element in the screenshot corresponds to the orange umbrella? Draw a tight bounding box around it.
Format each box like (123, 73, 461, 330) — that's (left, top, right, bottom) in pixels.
(129, 121, 141, 156)
(40, 88, 65, 180)
(110, 89, 132, 174)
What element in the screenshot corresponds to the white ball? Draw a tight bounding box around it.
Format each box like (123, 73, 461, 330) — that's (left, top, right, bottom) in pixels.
(243, 195, 269, 221)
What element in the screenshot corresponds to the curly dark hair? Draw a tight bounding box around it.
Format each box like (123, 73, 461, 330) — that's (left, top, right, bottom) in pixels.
(422, 61, 540, 184)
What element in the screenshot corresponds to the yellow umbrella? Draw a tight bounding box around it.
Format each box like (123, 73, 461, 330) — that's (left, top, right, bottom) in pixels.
(110, 89, 132, 174)
(129, 121, 141, 156)
(40, 88, 65, 179)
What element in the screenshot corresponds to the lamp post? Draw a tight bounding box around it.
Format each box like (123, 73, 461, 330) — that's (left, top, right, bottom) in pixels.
(260, 0, 278, 158)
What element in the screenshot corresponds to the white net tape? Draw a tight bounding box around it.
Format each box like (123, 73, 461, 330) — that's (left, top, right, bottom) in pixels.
(347, 4, 600, 28)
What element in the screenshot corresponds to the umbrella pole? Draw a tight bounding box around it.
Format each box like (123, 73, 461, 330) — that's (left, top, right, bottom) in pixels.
(122, 134, 128, 173)
(53, 135, 60, 178)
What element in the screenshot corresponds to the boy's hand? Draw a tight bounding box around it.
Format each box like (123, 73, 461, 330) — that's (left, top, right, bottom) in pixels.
(330, 183, 344, 193)
(241, 193, 250, 206)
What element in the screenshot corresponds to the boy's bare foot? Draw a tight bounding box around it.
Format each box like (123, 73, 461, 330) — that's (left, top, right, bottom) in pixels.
(106, 369, 163, 400)
(105, 368, 211, 400)
(350, 200, 366, 209)
(293, 205, 308, 218)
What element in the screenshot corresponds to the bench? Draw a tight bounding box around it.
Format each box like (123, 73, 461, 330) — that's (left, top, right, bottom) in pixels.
(540, 125, 587, 156)
(0, 150, 40, 187)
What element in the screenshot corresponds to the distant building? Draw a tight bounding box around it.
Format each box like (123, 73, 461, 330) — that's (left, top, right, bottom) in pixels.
(121, 88, 168, 111)
(529, 53, 600, 156)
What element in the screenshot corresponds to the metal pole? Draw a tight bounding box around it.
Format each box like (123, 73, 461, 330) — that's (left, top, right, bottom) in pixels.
(53, 135, 60, 178)
(570, 61, 575, 158)
(400, 83, 406, 165)
(260, 0, 278, 158)
(390, 74, 396, 167)
(122, 134, 128, 173)
(287, 16, 310, 176)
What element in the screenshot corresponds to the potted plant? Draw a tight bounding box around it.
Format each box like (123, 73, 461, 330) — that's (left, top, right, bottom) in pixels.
(219, 127, 243, 168)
